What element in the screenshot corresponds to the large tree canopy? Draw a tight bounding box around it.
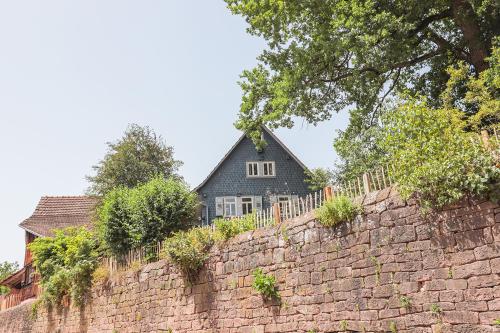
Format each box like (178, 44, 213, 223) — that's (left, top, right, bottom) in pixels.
(225, 0, 499, 149)
(87, 124, 182, 196)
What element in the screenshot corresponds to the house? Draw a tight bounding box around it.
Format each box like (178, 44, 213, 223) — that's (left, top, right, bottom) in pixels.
(195, 126, 310, 224)
(0, 196, 98, 310)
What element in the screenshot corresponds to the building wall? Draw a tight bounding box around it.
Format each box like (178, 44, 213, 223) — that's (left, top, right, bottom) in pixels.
(196, 130, 310, 222)
(1, 187, 499, 333)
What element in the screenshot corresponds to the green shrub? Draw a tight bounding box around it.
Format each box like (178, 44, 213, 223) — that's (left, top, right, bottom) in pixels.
(213, 215, 256, 241)
(98, 176, 198, 257)
(380, 98, 499, 209)
(162, 228, 214, 279)
(29, 227, 99, 307)
(315, 195, 360, 227)
(252, 268, 280, 300)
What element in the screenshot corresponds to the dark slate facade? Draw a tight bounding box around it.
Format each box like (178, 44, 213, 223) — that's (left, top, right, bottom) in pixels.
(195, 127, 310, 224)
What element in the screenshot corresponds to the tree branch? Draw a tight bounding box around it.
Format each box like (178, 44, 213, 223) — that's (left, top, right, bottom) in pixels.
(408, 9, 452, 37)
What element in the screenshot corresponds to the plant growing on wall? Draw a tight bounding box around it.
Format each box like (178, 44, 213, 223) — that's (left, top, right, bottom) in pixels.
(252, 268, 280, 301)
(315, 195, 361, 227)
(29, 227, 100, 307)
(162, 227, 214, 280)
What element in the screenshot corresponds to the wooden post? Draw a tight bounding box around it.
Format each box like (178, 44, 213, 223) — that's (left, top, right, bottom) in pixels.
(362, 173, 371, 194)
(324, 186, 333, 201)
(273, 203, 281, 224)
(481, 130, 491, 151)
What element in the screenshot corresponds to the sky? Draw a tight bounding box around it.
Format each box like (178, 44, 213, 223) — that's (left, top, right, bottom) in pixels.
(0, 1, 349, 265)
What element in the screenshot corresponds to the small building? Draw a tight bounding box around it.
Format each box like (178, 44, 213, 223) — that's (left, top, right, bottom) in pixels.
(195, 126, 310, 224)
(0, 196, 98, 311)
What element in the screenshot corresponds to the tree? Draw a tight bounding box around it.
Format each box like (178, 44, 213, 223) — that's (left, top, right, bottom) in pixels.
(225, 0, 499, 153)
(304, 168, 334, 191)
(0, 261, 19, 295)
(87, 124, 182, 196)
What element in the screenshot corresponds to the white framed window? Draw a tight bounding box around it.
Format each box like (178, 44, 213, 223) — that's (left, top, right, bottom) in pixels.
(246, 161, 276, 177)
(262, 161, 275, 177)
(241, 197, 253, 215)
(224, 197, 237, 217)
(277, 195, 291, 211)
(246, 162, 259, 177)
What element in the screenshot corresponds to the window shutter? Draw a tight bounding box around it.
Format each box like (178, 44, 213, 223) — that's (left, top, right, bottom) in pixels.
(269, 194, 277, 204)
(254, 196, 263, 212)
(215, 197, 224, 216)
(236, 197, 243, 216)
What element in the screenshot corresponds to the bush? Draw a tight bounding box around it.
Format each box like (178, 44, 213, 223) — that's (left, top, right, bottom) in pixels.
(380, 98, 499, 209)
(315, 195, 360, 227)
(162, 228, 214, 279)
(98, 176, 198, 257)
(29, 227, 99, 307)
(252, 268, 280, 300)
(213, 215, 256, 241)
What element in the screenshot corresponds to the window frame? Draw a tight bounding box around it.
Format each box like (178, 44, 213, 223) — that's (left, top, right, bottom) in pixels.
(241, 196, 254, 215)
(246, 162, 260, 177)
(223, 197, 237, 217)
(262, 161, 276, 177)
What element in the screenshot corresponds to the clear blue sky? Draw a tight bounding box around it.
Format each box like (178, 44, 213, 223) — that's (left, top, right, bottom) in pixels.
(0, 1, 349, 264)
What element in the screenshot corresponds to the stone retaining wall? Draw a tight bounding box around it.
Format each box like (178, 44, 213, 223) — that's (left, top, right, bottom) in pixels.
(1, 187, 499, 332)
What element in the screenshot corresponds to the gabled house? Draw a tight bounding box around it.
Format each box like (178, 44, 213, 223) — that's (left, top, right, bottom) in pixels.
(0, 196, 98, 310)
(195, 126, 310, 224)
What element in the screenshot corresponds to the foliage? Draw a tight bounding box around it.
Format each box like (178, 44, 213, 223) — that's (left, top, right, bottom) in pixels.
(430, 303, 442, 315)
(0, 261, 19, 295)
(92, 264, 110, 285)
(380, 97, 499, 209)
(162, 228, 214, 279)
(389, 321, 398, 333)
(339, 320, 348, 331)
(213, 215, 256, 241)
(315, 195, 361, 227)
(28, 228, 99, 307)
(252, 268, 279, 300)
(494, 319, 500, 326)
(442, 39, 500, 129)
(304, 168, 334, 191)
(399, 296, 412, 309)
(97, 176, 198, 257)
(225, 0, 498, 153)
(97, 187, 139, 256)
(87, 124, 182, 196)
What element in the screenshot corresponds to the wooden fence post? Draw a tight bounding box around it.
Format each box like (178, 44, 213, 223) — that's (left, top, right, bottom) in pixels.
(273, 203, 281, 224)
(481, 130, 491, 151)
(324, 186, 333, 201)
(362, 173, 371, 194)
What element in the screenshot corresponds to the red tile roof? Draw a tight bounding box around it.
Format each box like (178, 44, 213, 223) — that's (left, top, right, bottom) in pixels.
(19, 196, 99, 237)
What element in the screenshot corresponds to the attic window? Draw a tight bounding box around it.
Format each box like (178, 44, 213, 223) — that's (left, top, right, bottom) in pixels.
(262, 162, 275, 176)
(247, 162, 259, 177)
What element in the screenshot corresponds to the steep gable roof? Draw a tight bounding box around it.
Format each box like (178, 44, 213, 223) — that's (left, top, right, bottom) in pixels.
(194, 126, 307, 191)
(19, 196, 99, 237)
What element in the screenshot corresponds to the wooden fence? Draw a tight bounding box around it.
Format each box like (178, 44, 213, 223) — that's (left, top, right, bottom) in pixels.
(0, 282, 39, 311)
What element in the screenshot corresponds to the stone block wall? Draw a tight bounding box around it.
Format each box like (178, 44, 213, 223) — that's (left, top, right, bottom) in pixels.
(1, 187, 499, 332)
